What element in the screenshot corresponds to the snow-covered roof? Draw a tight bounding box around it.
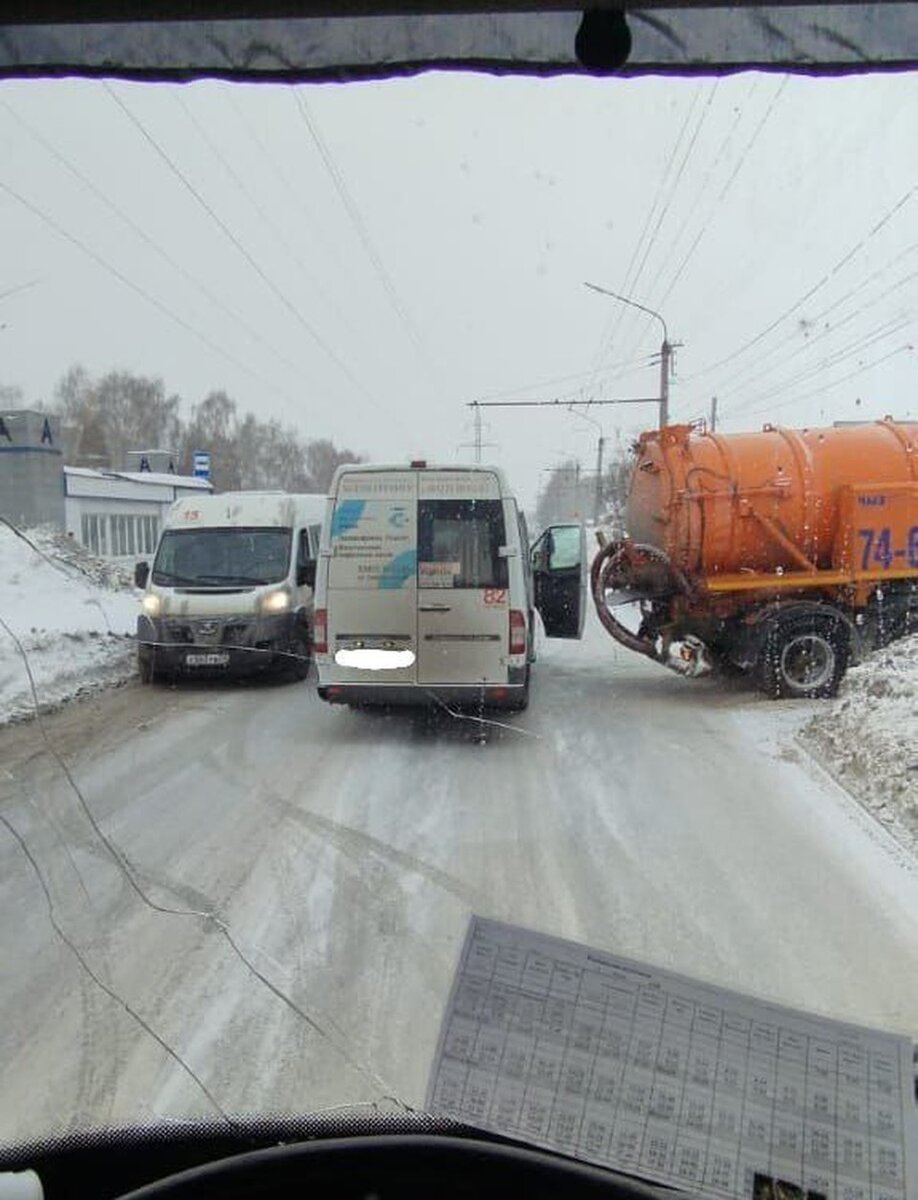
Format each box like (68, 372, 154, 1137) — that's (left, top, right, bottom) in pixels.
(64, 466, 211, 489)
(119, 470, 211, 488)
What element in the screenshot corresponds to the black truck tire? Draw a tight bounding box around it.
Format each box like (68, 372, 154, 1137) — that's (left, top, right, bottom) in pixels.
(756, 611, 849, 700)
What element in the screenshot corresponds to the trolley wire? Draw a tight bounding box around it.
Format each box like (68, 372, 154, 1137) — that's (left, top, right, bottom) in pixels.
(175, 90, 367, 353)
(731, 313, 912, 415)
(655, 76, 788, 318)
(0, 96, 307, 394)
(743, 343, 912, 418)
(709, 256, 918, 408)
(613, 80, 721, 368)
(104, 82, 379, 414)
(588, 85, 705, 376)
(0, 176, 285, 396)
(291, 89, 440, 388)
(683, 179, 918, 386)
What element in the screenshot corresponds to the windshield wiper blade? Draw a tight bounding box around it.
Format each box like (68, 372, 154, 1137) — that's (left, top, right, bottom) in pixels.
(151, 572, 203, 586)
(193, 574, 268, 585)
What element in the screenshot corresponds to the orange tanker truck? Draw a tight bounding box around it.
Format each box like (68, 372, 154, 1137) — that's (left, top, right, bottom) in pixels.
(591, 417, 918, 698)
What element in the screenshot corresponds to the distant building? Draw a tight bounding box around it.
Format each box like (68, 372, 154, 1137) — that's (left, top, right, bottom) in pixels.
(1, 409, 215, 559)
(0, 409, 65, 528)
(64, 467, 213, 561)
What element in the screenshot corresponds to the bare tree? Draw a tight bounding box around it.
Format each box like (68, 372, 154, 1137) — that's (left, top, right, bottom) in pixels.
(305, 438, 363, 492)
(50, 364, 363, 492)
(180, 391, 244, 491)
(536, 460, 592, 530)
(52, 366, 181, 469)
(598, 432, 636, 530)
(0, 382, 24, 407)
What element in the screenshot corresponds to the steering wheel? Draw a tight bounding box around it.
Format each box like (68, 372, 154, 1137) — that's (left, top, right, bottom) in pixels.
(116, 1134, 678, 1199)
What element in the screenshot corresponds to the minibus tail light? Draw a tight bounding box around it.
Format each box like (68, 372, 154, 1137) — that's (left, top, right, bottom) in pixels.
(509, 609, 526, 655)
(314, 609, 328, 654)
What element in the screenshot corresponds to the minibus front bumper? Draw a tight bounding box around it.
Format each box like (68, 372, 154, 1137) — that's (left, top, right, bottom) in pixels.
(137, 612, 307, 676)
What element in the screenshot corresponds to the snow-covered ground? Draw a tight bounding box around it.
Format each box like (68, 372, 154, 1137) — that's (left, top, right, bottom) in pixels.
(3, 601, 918, 1146)
(0, 522, 138, 725)
(802, 634, 918, 855)
(0, 518, 915, 859)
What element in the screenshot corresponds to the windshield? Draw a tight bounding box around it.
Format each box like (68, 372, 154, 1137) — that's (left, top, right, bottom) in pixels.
(1, 52, 917, 1200)
(152, 526, 293, 586)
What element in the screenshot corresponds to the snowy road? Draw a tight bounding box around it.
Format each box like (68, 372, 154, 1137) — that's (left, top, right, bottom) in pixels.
(2, 613, 918, 1143)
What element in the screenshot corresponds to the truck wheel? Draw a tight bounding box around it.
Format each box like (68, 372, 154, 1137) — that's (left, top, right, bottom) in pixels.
(757, 613, 849, 700)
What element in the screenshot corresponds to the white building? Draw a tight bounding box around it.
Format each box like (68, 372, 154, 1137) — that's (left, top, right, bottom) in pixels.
(64, 467, 213, 562)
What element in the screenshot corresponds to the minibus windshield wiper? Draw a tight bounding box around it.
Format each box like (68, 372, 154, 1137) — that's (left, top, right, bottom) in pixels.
(150, 571, 205, 586)
(193, 573, 270, 585)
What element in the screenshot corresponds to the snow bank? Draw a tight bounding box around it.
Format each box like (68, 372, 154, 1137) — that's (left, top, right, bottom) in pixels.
(802, 634, 918, 852)
(0, 523, 139, 725)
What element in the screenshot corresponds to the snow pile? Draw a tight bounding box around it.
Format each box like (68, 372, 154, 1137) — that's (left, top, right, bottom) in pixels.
(0, 523, 139, 725)
(803, 635, 918, 851)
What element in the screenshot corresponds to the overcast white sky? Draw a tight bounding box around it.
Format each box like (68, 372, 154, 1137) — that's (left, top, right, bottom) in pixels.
(1, 69, 916, 508)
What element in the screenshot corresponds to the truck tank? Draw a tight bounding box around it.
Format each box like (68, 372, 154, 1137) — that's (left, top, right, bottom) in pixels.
(626, 418, 918, 578)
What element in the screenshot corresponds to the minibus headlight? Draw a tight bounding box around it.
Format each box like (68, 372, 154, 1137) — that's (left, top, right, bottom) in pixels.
(141, 593, 162, 617)
(260, 589, 292, 614)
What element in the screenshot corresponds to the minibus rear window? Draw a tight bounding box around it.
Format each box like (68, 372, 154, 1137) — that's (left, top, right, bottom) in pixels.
(417, 499, 508, 589)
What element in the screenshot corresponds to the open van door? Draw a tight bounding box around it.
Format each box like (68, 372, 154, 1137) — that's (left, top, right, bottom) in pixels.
(530, 523, 586, 639)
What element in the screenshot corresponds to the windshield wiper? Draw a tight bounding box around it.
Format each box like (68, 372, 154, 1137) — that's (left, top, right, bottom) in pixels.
(151, 572, 205, 586)
(192, 573, 269, 585)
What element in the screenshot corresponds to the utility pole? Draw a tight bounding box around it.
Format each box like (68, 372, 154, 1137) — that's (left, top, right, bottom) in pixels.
(459, 401, 497, 463)
(472, 401, 482, 463)
(710, 395, 718, 432)
(584, 283, 673, 430)
(660, 341, 671, 429)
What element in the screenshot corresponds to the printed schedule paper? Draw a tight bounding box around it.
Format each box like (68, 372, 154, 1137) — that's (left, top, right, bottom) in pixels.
(426, 917, 918, 1200)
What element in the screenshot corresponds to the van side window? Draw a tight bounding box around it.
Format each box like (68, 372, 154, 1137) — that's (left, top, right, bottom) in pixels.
(548, 525, 581, 570)
(298, 529, 311, 565)
(418, 499, 508, 589)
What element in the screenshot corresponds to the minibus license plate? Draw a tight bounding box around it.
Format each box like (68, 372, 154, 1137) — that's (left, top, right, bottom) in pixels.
(186, 652, 230, 667)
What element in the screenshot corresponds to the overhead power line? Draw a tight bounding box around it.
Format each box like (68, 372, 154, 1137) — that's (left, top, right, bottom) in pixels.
(654, 76, 788, 318)
(708, 257, 918, 406)
(477, 354, 659, 402)
(225, 87, 352, 283)
(623, 76, 787, 383)
(743, 343, 912, 418)
(0, 176, 285, 394)
(0, 96, 305, 391)
(614, 80, 720, 368)
(635, 84, 750, 319)
(730, 312, 912, 415)
(589, 85, 704, 377)
(176, 90, 366, 351)
(104, 81, 377, 413)
(673, 241, 918, 422)
(292, 89, 439, 385)
(0, 277, 43, 305)
(684, 177, 918, 385)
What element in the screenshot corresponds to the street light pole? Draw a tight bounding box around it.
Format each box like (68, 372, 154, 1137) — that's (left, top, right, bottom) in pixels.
(584, 282, 671, 430)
